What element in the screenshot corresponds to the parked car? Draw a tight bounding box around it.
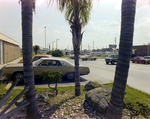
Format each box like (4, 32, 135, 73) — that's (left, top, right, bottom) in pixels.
(69, 55, 81, 59)
(130, 56, 150, 64)
(18, 55, 51, 63)
(2, 57, 90, 81)
(81, 55, 97, 61)
(105, 55, 118, 65)
(69, 55, 75, 59)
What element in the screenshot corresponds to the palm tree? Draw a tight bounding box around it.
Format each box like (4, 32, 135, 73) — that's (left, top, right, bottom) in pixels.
(33, 45, 40, 55)
(105, 0, 137, 118)
(21, 0, 40, 118)
(50, 0, 92, 96)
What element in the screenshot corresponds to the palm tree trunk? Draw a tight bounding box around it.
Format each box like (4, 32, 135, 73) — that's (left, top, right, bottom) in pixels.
(105, 0, 137, 118)
(74, 47, 81, 96)
(71, 0, 82, 96)
(21, 0, 40, 118)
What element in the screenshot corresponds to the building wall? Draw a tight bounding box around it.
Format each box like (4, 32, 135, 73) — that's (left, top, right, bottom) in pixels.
(3, 41, 20, 63)
(132, 45, 150, 56)
(0, 40, 4, 64)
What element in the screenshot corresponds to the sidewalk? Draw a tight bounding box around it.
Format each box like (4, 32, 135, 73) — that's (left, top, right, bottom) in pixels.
(0, 57, 22, 69)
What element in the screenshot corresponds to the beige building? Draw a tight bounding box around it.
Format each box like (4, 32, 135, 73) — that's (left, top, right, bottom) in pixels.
(0, 33, 20, 64)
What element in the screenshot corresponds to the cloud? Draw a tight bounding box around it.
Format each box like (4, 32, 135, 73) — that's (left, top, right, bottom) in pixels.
(36, 0, 45, 6)
(108, 21, 119, 27)
(114, 1, 121, 10)
(134, 17, 150, 45)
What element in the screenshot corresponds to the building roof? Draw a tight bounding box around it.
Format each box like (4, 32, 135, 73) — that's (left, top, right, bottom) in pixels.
(0, 33, 19, 46)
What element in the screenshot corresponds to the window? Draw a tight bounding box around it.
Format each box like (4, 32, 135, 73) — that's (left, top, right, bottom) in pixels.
(33, 57, 41, 62)
(40, 60, 62, 66)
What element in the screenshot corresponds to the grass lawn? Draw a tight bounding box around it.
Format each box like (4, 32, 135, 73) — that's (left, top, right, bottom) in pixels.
(0, 83, 149, 118)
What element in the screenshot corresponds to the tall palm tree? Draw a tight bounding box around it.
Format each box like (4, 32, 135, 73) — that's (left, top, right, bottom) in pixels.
(105, 0, 137, 118)
(21, 0, 40, 118)
(50, 0, 92, 96)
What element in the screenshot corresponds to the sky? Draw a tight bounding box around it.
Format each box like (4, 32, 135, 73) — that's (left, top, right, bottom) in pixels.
(0, 0, 150, 50)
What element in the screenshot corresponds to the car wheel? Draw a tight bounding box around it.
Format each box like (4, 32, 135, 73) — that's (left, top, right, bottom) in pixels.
(82, 59, 84, 61)
(85, 58, 88, 61)
(66, 72, 75, 80)
(141, 61, 145, 64)
(106, 62, 109, 64)
(91, 59, 93, 61)
(132, 60, 135, 63)
(13, 72, 24, 82)
(94, 58, 96, 61)
(111, 61, 115, 65)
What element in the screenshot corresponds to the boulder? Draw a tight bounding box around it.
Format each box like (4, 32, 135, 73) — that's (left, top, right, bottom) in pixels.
(85, 87, 112, 114)
(36, 93, 49, 102)
(84, 81, 104, 91)
(85, 87, 126, 114)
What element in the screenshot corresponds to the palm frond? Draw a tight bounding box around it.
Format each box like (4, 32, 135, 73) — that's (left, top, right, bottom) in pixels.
(66, 0, 93, 28)
(48, 0, 71, 12)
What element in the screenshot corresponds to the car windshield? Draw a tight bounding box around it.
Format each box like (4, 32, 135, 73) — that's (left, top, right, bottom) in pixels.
(139, 57, 144, 59)
(61, 60, 74, 66)
(33, 58, 43, 66)
(144, 56, 150, 59)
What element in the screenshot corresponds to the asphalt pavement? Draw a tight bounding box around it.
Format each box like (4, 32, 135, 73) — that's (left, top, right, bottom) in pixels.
(1, 57, 150, 94)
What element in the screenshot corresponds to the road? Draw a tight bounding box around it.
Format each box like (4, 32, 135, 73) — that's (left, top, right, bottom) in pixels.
(5, 57, 149, 94)
(67, 58, 150, 94)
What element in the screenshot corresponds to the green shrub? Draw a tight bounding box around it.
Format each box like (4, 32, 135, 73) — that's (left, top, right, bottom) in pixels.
(46, 51, 52, 55)
(51, 50, 63, 57)
(40, 70, 63, 95)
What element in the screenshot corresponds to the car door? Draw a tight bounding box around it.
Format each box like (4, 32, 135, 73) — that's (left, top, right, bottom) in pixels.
(33, 60, 59, 75)
(136, 57, 141, 63)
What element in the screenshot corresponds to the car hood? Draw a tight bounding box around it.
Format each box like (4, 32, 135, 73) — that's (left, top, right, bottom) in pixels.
(2, 63, 23, 68)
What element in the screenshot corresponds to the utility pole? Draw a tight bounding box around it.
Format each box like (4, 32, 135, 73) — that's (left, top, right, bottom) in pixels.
(93, 41, 94, 50)
(81, 40, 82, 55)
(56, 39, 59, 50)
(52, 41, 55, 51)
(115, 37, 116, 49)
(45, 27, 46, 49)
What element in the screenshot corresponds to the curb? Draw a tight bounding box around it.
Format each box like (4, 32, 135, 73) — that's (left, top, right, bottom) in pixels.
(5, 81, 13, 89)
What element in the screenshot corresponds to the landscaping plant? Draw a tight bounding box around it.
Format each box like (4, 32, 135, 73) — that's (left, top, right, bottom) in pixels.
(40, 70, 63, 95)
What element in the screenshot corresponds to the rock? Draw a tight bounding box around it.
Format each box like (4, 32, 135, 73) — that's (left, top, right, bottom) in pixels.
(15, 98, 24, 106)
(85, 87, 126, 114)
(36, 93, 49, 102)
(84, 81, 104, 91)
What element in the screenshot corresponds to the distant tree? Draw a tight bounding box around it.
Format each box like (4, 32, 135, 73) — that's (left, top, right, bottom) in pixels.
(33, 45, 40, 55)
(46, 51, 52, 55)
(51, 50, 63, 57)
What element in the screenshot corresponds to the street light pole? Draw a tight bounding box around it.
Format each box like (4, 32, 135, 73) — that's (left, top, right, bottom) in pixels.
(81, 40, 82, 55)
(52, 41, 55, 51)
(56, 39, 59, 50)
(45, 27, 46, 49)
(93, 41, 94, 50)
